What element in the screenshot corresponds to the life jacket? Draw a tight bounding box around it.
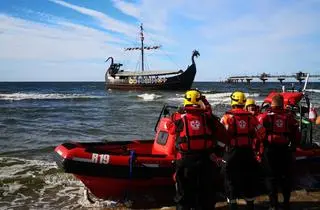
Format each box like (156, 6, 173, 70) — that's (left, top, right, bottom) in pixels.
(265, 111, 290, 145)
(226, 110, 252, 148)
(175, 107, 215, 154)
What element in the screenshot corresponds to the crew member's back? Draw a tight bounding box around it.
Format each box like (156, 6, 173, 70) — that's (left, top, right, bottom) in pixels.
(168, 89, 229, 210)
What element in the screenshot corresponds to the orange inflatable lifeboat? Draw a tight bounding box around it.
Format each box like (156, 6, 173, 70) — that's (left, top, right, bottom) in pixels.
(54, 105, 178, 200)
(263, 91, 303, 108)
(54, 103, 320, 201)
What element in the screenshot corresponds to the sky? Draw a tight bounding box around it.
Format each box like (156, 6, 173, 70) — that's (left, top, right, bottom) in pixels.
(0, 0, 319, 82)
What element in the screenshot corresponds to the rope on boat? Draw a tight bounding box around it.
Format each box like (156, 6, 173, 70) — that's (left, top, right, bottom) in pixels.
(129, 150, 136, 178)
(123, 150, 137, 204)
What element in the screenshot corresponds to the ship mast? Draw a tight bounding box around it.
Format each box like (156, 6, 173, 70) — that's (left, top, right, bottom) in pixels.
(140, 24, 145, 72)
(124, 23, 161, 72)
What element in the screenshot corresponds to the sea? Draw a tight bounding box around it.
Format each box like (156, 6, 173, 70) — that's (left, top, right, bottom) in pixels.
(0, 81, 319, 209)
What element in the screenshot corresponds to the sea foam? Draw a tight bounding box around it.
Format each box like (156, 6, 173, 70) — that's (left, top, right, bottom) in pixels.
(0, 93, 104, 101)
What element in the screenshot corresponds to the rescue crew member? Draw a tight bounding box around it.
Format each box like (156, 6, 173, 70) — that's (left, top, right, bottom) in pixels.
(245, 98, 264, 163)
(168, 89, 229, 210)
(245, 98, 259, 116)
(257, 94, 300, 210)
(220, 91, 265, 210)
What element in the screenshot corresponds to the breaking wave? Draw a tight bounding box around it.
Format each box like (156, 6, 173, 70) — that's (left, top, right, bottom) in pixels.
(0, 93, 104, 101)
(0, 156, 82, 209)
(167, 92, 262, 106)
(305, 89, 320, 93)
(137, 93, 163, 101)
(0, 156, 159, 209)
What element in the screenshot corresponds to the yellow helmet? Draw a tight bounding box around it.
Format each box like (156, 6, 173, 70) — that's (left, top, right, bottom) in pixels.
(184, 89, 202, 106)
(230, 91, 246, 106)
(245, 98, 256, 108)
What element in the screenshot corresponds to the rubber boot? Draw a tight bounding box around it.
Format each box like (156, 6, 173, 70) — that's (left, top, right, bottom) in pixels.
(228, 203, 238, 210)
(176, 204, 190, 210)
(282, 202, 291, 210)
(268, 204, 279, 210)
(282, 191, 291, 210)
(246, 200, 254, 210)
(268, 194, 279, 210)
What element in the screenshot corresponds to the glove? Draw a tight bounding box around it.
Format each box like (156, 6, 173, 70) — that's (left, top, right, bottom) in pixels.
(256, 155, 262, 163)
(210, 153, 223, 167)
(210, 153, 218, 161)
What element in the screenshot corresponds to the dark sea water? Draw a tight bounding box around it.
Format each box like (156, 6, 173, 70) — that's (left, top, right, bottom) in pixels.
(0, 81, 319, 209)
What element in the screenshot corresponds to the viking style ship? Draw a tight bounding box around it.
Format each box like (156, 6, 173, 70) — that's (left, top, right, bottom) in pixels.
(105, 24, 199, 90)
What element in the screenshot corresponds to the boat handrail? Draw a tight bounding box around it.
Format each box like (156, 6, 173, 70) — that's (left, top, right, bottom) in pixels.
(113, 70, 183, 77)
(154, 104, 178, 132)
(302, 73, 310, 92)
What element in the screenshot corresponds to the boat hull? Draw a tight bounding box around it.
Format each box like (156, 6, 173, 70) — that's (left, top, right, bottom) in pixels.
(75, 175, 174, 199)
(54, 140, 320, 200)
(54, 140, 176, 199)
(105, 63, 196, 91)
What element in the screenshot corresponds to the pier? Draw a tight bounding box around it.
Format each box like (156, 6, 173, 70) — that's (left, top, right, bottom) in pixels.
(226, 72, 320, 84)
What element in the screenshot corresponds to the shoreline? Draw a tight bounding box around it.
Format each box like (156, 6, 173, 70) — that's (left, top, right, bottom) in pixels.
(152, 190, 320, 210)
(100, 189, 320, 210)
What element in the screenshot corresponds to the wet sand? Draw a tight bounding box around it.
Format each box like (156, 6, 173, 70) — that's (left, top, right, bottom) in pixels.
(104, 189, 320, 210)
(151, 190, 320, 210)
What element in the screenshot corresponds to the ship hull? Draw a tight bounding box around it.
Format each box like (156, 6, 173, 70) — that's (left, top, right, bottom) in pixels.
(105, 64, 196, 91)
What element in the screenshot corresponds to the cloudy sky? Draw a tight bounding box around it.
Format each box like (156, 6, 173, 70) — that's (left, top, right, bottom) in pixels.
(0, 0, 319, 81)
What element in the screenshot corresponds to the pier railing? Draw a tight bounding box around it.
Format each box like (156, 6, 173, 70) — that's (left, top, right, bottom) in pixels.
(225, 72, 320, 83)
